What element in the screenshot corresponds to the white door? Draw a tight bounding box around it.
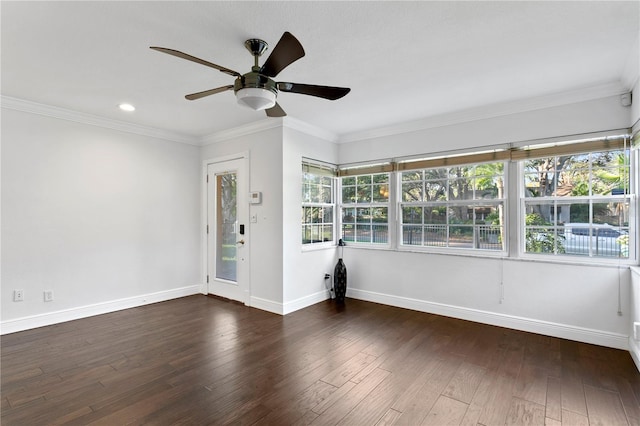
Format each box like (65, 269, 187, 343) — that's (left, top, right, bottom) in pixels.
(207, 157, 249, 303)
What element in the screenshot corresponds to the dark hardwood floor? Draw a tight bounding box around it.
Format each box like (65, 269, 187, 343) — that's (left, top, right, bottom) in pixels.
(2, 295, 639, 425)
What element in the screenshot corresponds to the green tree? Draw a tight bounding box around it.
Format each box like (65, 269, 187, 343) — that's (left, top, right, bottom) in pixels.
(525, 213, 565, 253)
(475, 162, 505, 243)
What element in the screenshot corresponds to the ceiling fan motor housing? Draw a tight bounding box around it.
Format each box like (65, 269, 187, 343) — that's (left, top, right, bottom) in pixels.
(234, 72, 278, 95)
(235, 72, 278, 110)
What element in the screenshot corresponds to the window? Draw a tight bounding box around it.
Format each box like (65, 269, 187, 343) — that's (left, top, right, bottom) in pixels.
(519, 139, 632, 259)
(340, 172, 390, 244)
(302, 161, 336, 245)
(330, 131, 635, 262)
(398, 161, 506, 252)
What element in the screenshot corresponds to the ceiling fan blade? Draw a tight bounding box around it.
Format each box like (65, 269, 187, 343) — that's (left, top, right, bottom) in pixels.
(150, 47, 241, 78)
(266, 103, 286, 117)
(259, 32, 305, 78)
(185, 85, 234, 100)
(277, 82, 350, 100)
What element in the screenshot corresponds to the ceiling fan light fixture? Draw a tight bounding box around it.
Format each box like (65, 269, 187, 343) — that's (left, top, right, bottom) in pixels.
(236, 87, 276, 111)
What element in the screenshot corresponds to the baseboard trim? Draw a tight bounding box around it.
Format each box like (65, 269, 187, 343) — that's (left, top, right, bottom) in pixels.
(0, 285, 200, 335)
(283, 290, 330, 315)
(249, 296, 284, 315)
(347, 288, 629, 351)
(630, 338, 640, 373)
(249, 290, 331, 316)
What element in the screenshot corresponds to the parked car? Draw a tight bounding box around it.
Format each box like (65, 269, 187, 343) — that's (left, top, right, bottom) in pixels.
(562, 223, 627, 257)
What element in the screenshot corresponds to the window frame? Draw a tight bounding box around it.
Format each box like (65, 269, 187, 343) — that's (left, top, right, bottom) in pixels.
(301, 161, 337, 248)
(517, 143, 636, 263)
(339, 171, 393, 248)
(396, 160, 508, 256)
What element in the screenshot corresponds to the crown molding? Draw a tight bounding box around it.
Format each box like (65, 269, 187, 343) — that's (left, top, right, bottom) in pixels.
(199, 118, 283, 145)
(1, 96, 200, 146)
(338, 81, 628, 144)
(1, 95, 337, 147)
(5, 79, 630, 148)
(283, 116, 338, 143)
(200, 116, 338, 145)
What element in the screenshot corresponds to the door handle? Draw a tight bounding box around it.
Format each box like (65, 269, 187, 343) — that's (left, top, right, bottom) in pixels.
(236, 239, 245, 245)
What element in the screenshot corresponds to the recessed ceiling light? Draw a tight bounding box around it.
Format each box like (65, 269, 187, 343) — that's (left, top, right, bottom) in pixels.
(118, 103, 135, 112)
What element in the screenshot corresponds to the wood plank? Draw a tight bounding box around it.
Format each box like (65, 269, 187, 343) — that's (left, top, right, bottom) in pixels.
(336, 372, 398, 426)
(342, 347, 452, 425)
(320, 351, 378, 387)
(455, 402, 480, 426)
(475, 372, 518, 426)
(560, 378, 588, 416)
(545, 376, 562, 422)
(390, 356, 443, 412)
(310, 367, 390, 425)
(504, 397, 546, 425)
(421, 395, 468, 425)
(395, 355, 464, 425)
(311, 381, 357, 415)
(523, 336, 562, 377)
(2, 296, 639, 426)
(376, 408, 402, 425)
(583, 384, 630, 425)
(254, 380, 336, 425)
(613, 373, 640, 424)
(292, 410, 320, 426)
(442, 361, 486, 404)
(561, 409, 589, 426)
(513, 364, 548, 406)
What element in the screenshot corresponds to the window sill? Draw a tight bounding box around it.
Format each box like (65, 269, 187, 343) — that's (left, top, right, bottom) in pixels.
(301, 242, 336, 252)
(518, 252, 638, 267)
(341, 244, 638, 267)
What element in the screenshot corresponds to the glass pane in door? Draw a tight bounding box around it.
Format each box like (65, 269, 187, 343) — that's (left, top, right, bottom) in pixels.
(216, 172, 237, 282)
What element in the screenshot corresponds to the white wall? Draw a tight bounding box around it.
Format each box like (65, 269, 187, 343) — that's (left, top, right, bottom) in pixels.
(338, 95, 635, 349)
(632, 78, 640, 129)
(2, 93, 637, 353)
(345, 249, 629, 348)
(1, 108, 201, 332)
(340, 95, 631, 163)
(200, 126, 285, 311)
(200, 123, 339, 314)
(282, 126, 338, 313)
(631, 267, 640, 370)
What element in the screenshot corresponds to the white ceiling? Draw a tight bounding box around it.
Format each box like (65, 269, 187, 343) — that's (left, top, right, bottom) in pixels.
(2, 1, 639, 142)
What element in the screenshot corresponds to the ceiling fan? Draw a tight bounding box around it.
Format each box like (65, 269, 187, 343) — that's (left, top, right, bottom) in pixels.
(150, 32, 350, 117)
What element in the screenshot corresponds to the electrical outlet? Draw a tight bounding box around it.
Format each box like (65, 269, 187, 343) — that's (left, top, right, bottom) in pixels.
(13, 289, 24, 302)
(44, 290, 54, 302)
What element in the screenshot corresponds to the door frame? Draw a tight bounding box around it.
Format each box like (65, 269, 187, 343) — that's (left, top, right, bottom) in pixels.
(201, 152, 250, 304)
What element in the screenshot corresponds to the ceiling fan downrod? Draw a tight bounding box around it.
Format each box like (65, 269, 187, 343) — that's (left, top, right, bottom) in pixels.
(237, 38, 277, 97)
(244, 38, 269, 70)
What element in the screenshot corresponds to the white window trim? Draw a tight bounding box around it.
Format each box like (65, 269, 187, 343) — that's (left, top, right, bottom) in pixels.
(338, 171, 394, 248)
(516, 148, 637, 265)
(395, 161, 509, 256)
(301, 159, 337, 250)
